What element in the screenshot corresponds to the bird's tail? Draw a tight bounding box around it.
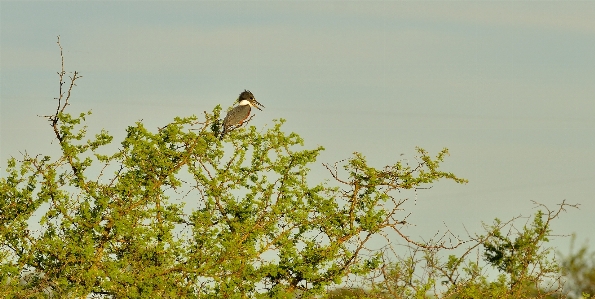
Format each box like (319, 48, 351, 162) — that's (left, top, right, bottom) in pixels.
(219, 127, 226, 140)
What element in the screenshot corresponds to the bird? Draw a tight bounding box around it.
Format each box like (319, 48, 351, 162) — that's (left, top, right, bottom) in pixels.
(219, 90, 264, 139)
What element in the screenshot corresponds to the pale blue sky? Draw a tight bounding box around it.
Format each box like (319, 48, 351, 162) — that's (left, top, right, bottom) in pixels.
(1, 1, 594, 254)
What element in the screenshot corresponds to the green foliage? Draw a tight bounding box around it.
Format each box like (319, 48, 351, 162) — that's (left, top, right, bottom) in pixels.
(0, 55, 466, 297)
(325, 287, 372, 299)
(560, 235, 595, 298)
(366, 202, 575, 299)
(6, 41, 584, 299)
(481, 210, 558, 295)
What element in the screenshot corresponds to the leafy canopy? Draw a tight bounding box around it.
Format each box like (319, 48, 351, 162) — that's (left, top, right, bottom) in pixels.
(0, 41, 467, 298)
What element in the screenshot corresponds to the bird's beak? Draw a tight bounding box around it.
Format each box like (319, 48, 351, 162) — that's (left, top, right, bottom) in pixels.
(251, 99, 264, 111)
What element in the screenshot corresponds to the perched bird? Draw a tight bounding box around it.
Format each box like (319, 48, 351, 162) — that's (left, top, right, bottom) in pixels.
(219, 90, 264, 139)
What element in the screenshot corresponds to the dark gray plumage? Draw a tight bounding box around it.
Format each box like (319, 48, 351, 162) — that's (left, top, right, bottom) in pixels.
(220, 90, 264, 139)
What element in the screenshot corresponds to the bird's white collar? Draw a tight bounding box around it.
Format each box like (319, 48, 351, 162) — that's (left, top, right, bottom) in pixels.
(239, 99, 251, 106)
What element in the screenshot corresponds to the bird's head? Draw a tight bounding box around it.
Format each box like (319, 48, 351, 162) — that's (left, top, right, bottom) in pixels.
(238, 90, 265, 111)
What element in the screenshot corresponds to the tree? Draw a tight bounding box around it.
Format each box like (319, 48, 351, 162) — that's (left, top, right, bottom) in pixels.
(365, 201, 578, 299)
(559, 235, 595, 298)
(0, 38, 468, 298)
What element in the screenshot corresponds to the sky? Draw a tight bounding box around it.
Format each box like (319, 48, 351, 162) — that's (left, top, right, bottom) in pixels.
(1, 1, 594, 258)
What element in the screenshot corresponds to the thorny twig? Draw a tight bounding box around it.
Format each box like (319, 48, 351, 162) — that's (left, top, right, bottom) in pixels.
(324, 154, 466, 250)
(44, 36, 83, 142)
(38, 36, 83, 179)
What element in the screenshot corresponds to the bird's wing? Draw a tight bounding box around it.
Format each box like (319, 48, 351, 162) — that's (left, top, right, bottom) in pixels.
(223, 105, 251, 127)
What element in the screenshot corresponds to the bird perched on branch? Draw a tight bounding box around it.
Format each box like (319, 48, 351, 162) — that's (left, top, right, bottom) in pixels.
(219, 90, 264, 139)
